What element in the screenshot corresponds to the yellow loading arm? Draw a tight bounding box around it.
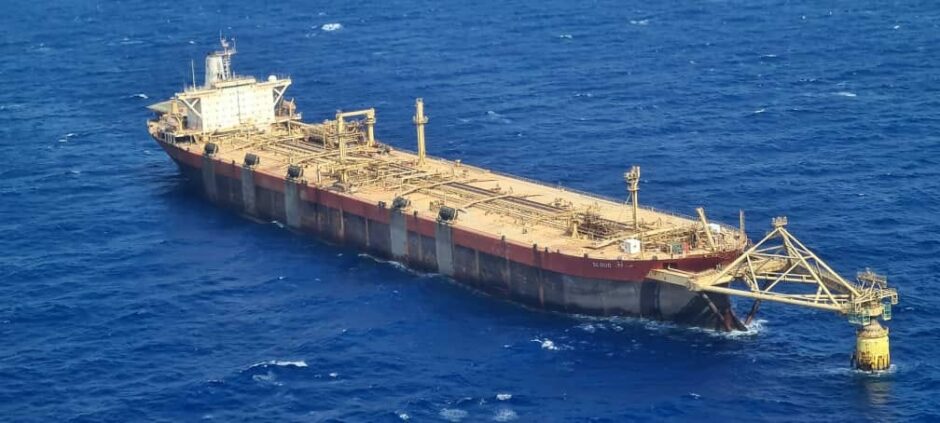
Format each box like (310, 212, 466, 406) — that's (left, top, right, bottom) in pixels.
(649, 216, 898, 371)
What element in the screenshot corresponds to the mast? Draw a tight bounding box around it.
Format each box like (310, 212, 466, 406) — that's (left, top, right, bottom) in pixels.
(414, 98, 428, 166)
(625, 165, 641, 231)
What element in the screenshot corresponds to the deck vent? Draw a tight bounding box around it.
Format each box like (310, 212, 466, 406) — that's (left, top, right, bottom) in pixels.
(391, 196, 411, 210)
(204, 142, 219, 156)
(287, 164, 304, 179)
(244, 153, 260, 167)
(438, 206, 458, 222)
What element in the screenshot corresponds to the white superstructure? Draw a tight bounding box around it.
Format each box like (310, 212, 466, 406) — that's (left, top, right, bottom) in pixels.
(173, 38, 292, 133)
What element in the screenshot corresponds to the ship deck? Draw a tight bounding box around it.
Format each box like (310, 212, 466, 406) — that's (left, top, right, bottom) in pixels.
(149, 119, 745, 260)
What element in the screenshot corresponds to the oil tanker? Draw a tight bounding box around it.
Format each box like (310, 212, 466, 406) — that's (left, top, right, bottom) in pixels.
(147, 40, 896, 342)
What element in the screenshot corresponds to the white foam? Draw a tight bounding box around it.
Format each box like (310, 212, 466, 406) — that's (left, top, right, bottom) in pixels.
(531, 338, 560, 350)
(753, 108, 766, 114)
(131, 93, 149, 99)
(826, 363, 898, 377)
(439, 408, 468, 422)
(726, 318, 766, 339)
(496, 393, 512, 401)
(835, 91, 857, 97)
(329, 372, 338, 378)
(358, 253, 438, 277)
(629, 19, 650, 26)
(558, 34, 573, 39)
(675, 318, 766, 340)
(321, 23, 343, 31)
(252, 370, 283, 386)
(577, 322, 597, 333)
(574, 314, 766, 339)
(687, 392, 702, 400)
(485, 110, 512, 123)
(249, 360, 308, 369)
(397, 412, 410, 420)
(493, 408, 518, 421)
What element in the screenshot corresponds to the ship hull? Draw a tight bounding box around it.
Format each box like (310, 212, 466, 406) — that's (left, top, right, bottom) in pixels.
(157, 139, 745, 331)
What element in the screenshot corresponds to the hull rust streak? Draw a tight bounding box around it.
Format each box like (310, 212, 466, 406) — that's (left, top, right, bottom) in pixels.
(158, 141, 743, 330)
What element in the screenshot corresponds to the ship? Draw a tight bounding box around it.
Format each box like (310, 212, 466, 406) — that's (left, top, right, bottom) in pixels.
(147, 40, 899, 351)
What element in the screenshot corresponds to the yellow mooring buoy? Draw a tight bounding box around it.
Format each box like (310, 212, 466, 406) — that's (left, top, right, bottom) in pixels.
(854, 319, 890, 371)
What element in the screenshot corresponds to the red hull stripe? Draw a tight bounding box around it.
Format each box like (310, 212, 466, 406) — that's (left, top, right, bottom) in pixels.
(160, 140, 738, 282)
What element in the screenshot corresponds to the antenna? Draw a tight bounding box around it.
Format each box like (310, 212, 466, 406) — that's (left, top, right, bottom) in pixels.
(190, 59, 196, 88)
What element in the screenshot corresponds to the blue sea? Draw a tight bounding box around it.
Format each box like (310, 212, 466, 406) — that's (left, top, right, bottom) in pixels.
(2, 0, 939, 421)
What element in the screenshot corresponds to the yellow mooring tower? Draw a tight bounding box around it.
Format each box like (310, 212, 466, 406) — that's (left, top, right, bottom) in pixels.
(850, 270, 894, 371)
(855, 320, 890, 371)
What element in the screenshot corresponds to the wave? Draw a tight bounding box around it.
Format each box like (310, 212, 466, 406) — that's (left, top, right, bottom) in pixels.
(322, 23, 343, 31)
(572, 314, 767, 339)
(58, 132, 79, 143)
(834, 91, 857, 97)
(496, 393, 512, 401)
(645, 317, 766, 340)
(485, 110, 511, 123)
(439, 408, 468, 422)
(248, 360, 308, 369)
(119, 37, 144, 45)
(531, 338, 568, 351)
(252, 370, 282, 386)
(493, 408, 518, 421)
(825, 363, 899, 377)
(358, 253, 438, 278)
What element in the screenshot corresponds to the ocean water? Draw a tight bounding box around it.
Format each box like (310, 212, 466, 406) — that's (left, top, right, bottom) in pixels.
(2, 0, 939, 421)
